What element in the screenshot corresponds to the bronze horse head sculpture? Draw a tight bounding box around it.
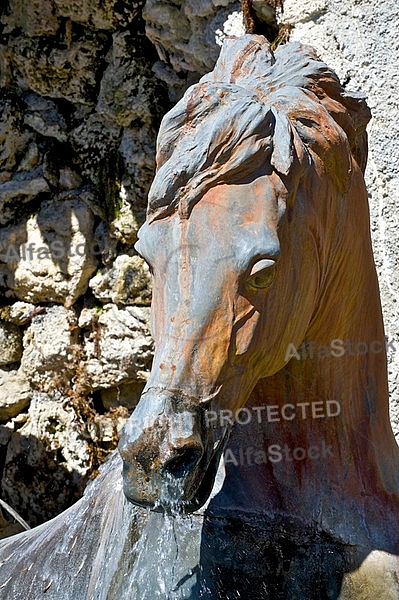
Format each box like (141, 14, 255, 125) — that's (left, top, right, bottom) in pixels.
(119, 34, 399, 553)
(2, 34, 399, 600)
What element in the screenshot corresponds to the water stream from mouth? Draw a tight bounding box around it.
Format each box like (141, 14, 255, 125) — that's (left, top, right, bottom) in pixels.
(121, 455, 230, 599)
(117, 511, 201, 599)
(116, 462, 231, 599)
(100, 470, 202, 600)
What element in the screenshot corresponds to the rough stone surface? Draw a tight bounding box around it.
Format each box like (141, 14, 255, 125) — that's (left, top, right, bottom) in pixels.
(0, 321, 22, 365)
(81, 304, 153, 389)
(90, 254, 152, 306)
(100, 380, 146, 411)
(2, 396, 93, 527)
(0, 196, 99, 305)
(143, 0, 242, 99)
(0, 172, 51, 225)
(20, 305, 79, 390)
(0, 301, 39, 324)
(0, 368, 31, 420)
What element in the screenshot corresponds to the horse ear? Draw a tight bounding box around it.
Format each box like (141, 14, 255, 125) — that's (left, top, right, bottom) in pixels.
(293, 111, 352, 194)
(270, 108, 294, 176)
(338, 91, 371, 174)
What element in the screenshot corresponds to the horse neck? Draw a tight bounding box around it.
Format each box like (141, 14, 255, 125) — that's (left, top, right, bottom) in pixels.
(300, 163, 389, 425)
(214, 166, 399, 544)
(267, 165, 398, 473)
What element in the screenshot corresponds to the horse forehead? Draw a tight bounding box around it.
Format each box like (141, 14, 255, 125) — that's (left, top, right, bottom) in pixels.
(136, 220, 280, 276)
(138, 177, 283, 262)
(187, 183, 282, 264)
(197, 177, 283, 222)
(147, 222, 280, 277)
(147, 214, 279, 257)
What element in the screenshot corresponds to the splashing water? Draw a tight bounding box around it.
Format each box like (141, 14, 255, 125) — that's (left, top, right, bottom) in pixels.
(0, 451, 226, 599)
(116, 510, 201, 599)
(122, 472, 202, 599)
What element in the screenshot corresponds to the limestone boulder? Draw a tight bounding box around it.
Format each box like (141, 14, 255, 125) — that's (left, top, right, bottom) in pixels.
(0, 169, 51, 227)
(97, 30, 164, 128)
(1, 396, 93, 526)
(20, 306, 79, 390)
(0, 196, 99, 305)
(143, 0, 242, 99)
(80, 304, 153, 389)
(0, 302, 42, 325)
(89, 254, 152, 306)
(23, 93, 68, 143)
(5, 32, 111, 105)
(108, 186, 141, 246)
(0, 368, 31, 420)
(0, 322, 23, 366)
(0, 98, 33, 173)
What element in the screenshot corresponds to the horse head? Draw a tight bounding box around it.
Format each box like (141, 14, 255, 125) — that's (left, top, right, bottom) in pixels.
(118, 35, 370, 512)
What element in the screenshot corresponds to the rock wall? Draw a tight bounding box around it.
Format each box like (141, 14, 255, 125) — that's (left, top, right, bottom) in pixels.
(0, 0, 164, 529)
(0, 0, 398, 531)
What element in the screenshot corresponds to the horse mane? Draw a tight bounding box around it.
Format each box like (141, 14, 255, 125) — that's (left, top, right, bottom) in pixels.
(147, 35, 371, 221)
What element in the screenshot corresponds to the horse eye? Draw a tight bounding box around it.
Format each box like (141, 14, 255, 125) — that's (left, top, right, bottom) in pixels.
(247, 259, 276, 289)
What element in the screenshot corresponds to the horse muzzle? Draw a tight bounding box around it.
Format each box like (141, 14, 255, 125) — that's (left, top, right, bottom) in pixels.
(118, 389, 221, 512)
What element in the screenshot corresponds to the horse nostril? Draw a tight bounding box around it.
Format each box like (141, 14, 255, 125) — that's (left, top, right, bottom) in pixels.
(163, 447, 202, 478)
